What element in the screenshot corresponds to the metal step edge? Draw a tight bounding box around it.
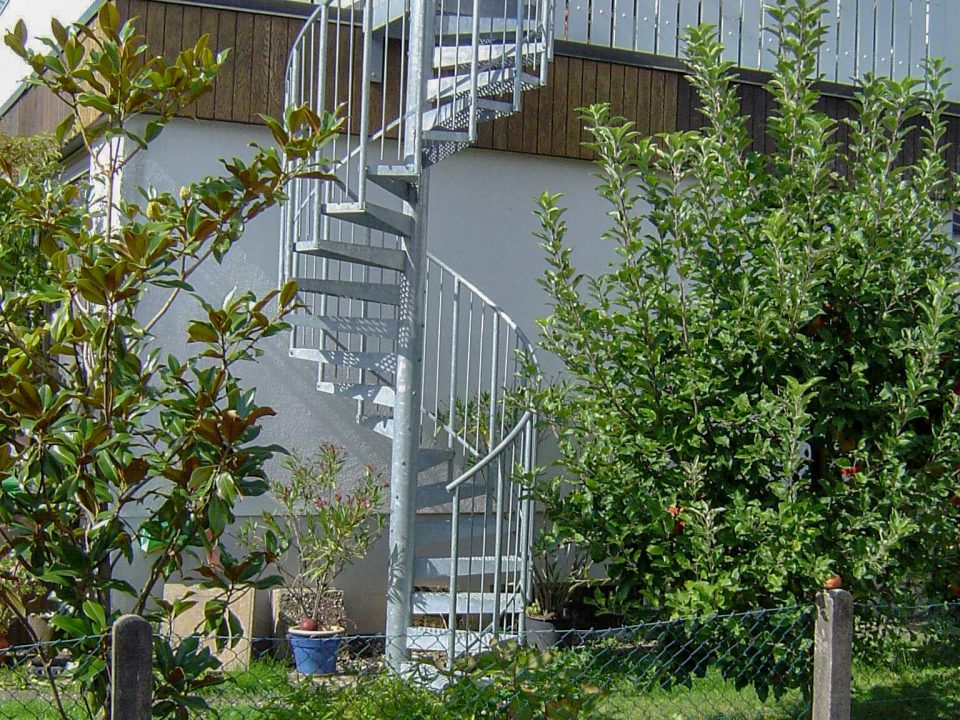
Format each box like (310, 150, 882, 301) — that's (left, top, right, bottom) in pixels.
(424, 128, 471, 143)
(366, 164, 419, 199)
(322, 202, 416, 238)
(416, 478, 488, 509)
(289, 315, 400, 338)
(419, 447, 455, 473)
(318, 382, 396, 407)
(432, 40, 545, 69)
(290, 348, 397, 374)
(426, 68, 542, 103)
(412, 591, 523, 615)
(293, 239, 407, 271)
(295, 278, 401, 305)
(414, 555, 524, 579)
(415, 514, 498, 546)
(360, 415, 394, 438)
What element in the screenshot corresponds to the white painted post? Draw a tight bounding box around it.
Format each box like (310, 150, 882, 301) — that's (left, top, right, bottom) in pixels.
(812, 589, 853, 720)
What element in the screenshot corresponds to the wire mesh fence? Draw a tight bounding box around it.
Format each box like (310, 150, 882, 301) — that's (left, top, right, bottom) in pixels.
(6, 602, 960, 719)
(1, 606, 819, 720)
(851, 601, 960, 719)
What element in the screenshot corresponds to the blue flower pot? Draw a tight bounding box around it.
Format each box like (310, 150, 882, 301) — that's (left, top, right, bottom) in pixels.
(288, 628, 342, 675)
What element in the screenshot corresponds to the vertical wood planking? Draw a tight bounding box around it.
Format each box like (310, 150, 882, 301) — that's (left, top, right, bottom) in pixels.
(661, 71, 678, 132)
(580, 59, 598, 157)
(609, 62, 625, 119)
(565, 57, 583, 157)
(635, 0, 657, 53)
(268, 17, 289, 118)
(196, 8, 220, 119)
(891, 0, 913, 80)
(622, 63, 639, 129)
(232, 12, 254, 122)
(180, 6, 202, 115)
(250, 14, 272, 123)
(536, 82, 554, 154)
(637, 66, 652, 135)
(214, 11, 237, 122)
(162, 4, 183, 62)
(550, 55, 569, 155)
(143, 1, 165, 63)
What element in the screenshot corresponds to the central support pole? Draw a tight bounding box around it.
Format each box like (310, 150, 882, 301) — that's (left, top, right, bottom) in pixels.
(385, 172, 430, 669)
(385, 0, 434, 670)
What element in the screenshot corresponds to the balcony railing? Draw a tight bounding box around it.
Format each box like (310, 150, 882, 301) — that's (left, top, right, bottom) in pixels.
(553, 0, 959, 95)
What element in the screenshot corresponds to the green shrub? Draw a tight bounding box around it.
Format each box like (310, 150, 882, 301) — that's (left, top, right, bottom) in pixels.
(534, 0, 960, 621)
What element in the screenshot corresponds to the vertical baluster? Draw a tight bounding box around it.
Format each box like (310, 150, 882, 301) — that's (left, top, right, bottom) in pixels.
(469, 0, 481, 140)
(489, 316, 503, 634)
(447, 485, 462, 666)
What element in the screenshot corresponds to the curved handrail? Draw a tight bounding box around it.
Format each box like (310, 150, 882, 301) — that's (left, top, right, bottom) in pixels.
(445, 410, 534, 492)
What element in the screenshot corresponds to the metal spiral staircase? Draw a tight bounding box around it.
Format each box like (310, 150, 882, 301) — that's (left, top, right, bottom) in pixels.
(279, 0, 552, 667)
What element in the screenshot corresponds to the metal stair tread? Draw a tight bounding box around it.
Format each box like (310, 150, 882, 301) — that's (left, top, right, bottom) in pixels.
(295, 278, 401, 305)
(322, 202, 416, 238)
(412, 591, 523, 615)
(416, 477, 488, 508)
(289, 315, 400, 338)
(433, 40, 545, 69)
(414, 555, 524, 579)
(426, 67, 542, 101)
(318, 382, 396, 407)
(293, 240, 407, 272)
(290, 348, 397, 374)
(415, 513, 499, 546)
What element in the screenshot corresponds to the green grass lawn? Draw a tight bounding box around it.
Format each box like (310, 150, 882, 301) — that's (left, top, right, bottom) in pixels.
(2, 655, 959, 720)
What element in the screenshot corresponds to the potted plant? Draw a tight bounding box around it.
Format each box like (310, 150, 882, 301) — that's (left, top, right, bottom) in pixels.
(0, 548, 52, 659)
(524, 536, 590, 650)
(241, 445, 386, 674)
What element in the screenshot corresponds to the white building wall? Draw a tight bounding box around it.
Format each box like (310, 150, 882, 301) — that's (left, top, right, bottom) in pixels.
(118, 116, 615, 632)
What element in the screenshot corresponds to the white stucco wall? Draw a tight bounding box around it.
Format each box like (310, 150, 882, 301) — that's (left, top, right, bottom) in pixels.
(117, 116, 616, 632)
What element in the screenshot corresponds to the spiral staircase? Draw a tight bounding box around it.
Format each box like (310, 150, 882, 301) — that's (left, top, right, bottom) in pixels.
(279, 0, 552, 667)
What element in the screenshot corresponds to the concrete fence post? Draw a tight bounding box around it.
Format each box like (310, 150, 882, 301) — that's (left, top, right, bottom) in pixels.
(812, 589, 853, 720)
(111, 615, 152, 720)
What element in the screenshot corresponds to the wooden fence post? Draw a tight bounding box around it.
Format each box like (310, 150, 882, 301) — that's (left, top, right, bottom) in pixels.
(111, 615, 152, 720)
(812, 589, 853, 720)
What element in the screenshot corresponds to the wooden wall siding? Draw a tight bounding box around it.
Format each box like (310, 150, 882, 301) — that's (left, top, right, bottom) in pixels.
(475, 56, 680, 158)
(4, 0, 960, 175)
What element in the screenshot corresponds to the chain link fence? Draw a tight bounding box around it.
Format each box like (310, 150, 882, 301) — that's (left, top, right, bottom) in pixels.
(851, 601, 960, 719)
(2, 602, 958, 719)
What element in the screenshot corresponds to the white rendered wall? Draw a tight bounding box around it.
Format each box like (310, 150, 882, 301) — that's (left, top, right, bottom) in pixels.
(117, 116, 616, 632)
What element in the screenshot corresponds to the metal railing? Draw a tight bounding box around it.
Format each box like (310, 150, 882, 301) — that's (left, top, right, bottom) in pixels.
(554, 0, 960, 95)
(420, 254, 539, 660)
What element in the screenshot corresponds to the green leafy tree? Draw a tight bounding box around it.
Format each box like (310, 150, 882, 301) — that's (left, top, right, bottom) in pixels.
(0, 4, 337, 717)
(533, 0, 960, 619)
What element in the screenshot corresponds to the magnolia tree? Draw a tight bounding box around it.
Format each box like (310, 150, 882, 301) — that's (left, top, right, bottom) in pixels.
(0, 4, 336, 717)
(534, 0, 960, 620)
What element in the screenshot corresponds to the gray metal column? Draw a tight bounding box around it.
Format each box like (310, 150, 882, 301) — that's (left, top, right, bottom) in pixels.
(384, 172, 430, 669)
(385, 0, 434, 668)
